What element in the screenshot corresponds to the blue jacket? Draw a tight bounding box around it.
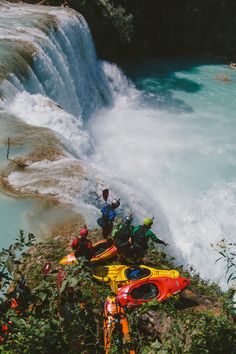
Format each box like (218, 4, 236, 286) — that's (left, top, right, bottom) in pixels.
(101, 204, 116, 222)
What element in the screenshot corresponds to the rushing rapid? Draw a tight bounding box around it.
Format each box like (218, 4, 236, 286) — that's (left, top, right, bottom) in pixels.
(0, 1, 235, 289)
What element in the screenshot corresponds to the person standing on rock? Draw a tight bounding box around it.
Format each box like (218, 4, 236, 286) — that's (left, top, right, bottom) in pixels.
(97, 198, 120, 238)
(113, 215, 133, 263)
(130, 217, 168, 263)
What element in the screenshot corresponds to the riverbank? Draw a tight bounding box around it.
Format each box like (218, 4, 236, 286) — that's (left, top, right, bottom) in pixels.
(1, 222, 235, 353)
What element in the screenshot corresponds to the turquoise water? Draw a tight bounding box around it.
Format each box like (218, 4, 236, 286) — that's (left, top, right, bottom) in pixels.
(0, 194, 37, 249)
(122, 59, 236, 186)
(122, 59, 236, 188)
(0, 145, 28, 163)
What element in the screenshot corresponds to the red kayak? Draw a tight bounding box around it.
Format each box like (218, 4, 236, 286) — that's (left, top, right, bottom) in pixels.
(59, 239, 118, 265)
(116, 276, 190, 307)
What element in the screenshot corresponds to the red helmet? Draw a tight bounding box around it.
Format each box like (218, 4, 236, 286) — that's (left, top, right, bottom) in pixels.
(79, 228, 88, 237)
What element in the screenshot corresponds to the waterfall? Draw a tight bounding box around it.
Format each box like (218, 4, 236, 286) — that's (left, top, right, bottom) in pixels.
(0, 1, 112, 118)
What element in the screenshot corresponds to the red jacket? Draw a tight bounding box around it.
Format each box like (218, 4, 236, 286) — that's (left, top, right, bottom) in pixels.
(71, 236, 92, 256)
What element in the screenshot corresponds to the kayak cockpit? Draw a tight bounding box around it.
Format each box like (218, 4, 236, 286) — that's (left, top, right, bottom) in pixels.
(130, 283, 159, 300)
(125, 267, 151, 280)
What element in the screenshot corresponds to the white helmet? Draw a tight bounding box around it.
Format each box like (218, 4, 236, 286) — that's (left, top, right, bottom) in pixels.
(111, 199, 120, 208)
(124, 215, 133, 224)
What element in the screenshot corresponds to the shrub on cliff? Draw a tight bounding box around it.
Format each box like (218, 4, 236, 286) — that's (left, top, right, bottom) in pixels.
(0, 232, 235, 353)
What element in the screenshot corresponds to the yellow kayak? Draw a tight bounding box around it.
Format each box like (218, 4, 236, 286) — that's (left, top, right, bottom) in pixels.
(93, 265, 179, 286)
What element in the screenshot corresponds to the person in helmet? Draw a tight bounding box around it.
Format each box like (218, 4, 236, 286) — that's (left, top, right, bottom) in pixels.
(97, 199, 120, 238)
(130, 218, 168, 262)
(71, 227, 94, 261)
(113, 215, 133, 263)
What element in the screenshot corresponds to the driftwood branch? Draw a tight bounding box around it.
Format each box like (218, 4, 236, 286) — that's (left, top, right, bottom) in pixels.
(6, 137, 11, 161)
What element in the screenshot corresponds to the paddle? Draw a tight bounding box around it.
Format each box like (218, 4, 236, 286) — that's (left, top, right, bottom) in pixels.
(102, 188, 109, 203)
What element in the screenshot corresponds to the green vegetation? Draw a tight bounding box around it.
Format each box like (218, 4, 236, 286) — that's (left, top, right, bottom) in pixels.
(0, 231, 106, 353)
(0, 231, 235, 353)
(213, 239, 236, 285)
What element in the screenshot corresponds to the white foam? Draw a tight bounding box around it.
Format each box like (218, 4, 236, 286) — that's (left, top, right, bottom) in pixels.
(5, 92, 91, 157)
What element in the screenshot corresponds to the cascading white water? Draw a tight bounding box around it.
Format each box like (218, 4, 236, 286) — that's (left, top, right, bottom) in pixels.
(0, 1, 112, 118)
(0, 2, 235, 290)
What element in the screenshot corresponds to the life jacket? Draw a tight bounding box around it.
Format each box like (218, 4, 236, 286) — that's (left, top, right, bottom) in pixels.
(114, 224, 131, 246)
(71, 236, 92, 256)
(132, 225, 149, 247)
(101, 204, 116, 223)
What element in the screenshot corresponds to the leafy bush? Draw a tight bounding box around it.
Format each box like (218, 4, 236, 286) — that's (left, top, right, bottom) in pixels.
(0, 232, 105, 353)
(1, 232, 235, 353)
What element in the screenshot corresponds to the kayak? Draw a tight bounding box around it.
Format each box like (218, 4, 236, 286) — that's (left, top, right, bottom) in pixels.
(59, 252, 77, 265)
(59, 239, 117, 265)
(93, 264, 180, 285)
(116, 276, 190, 307)
(104, 294, 136, 354)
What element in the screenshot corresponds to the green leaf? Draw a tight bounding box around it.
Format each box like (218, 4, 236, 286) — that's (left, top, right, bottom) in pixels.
(218, 251, 226, 258)
(60, 279, 68, 293)
(38, 292, 47, 302)
(0, 251, 8, 258)
(69, 276, 79, 287)
(13, 242, 23, 251)
(6, 257, 14, 273)
(227, 272, 235, 283)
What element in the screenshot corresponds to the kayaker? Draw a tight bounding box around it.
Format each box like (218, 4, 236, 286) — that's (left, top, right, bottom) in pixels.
(97, 199, 120, 238)
(71, 227, 94, 261)
(130, 218, 168, 262)
(113, 215, 133, 263)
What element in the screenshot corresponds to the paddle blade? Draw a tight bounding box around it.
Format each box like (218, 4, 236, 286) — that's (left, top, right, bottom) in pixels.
(102, 189, 109, 202)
